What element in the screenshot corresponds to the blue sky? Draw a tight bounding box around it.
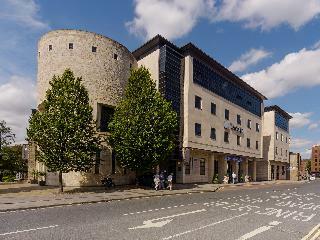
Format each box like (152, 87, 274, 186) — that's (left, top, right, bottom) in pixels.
(0, 0, 320, 158)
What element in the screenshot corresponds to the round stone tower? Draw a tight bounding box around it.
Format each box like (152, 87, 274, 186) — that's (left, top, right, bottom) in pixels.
(37, 29, 136, 109)
(35, 30, 137, 186)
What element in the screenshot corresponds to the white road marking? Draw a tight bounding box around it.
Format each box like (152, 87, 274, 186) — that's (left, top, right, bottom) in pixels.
(236, 221, 281, 240)
(310, 229, 320, 240)
(0, 225, 59, 236)
(162, 213, 248, 239)
(129, 209, 206, 230)
(301, 224, 320, 240)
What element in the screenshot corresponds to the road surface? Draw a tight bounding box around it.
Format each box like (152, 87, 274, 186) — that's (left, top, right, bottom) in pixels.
(0, 180, 319, 239)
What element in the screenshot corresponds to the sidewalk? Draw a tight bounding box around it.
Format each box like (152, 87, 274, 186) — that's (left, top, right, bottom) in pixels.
(0, 180, 306, 212)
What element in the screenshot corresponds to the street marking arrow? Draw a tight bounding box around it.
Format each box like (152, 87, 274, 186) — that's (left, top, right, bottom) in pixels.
(129, 209, 206, 230)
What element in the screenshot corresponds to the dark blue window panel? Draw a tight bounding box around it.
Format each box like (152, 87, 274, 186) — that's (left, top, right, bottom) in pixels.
(193, 58, 262, 117)
(275, 112, 289, 132)
(159, 45, 182, 114)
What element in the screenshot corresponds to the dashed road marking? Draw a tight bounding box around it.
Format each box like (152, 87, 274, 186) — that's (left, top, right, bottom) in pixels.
(123, 203, 198, 216)
(0, 225, 59, 236)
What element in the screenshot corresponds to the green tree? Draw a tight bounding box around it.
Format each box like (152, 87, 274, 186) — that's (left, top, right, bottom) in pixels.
(108, 67, 178, 177)
(27, 69, 101, 192)
(0, 145, 27, 176)
(306, 160, 311, 174)
(0, 120, 15, 174)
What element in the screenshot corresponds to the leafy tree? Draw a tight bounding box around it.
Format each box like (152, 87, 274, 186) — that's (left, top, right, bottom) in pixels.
(27, 69, 101, 192)
(0, 120, 15, 175)
(108, 67, 178, 178)
(0, 120, 15, 147)
(0, 145, 27, 174)
(306, 160, 311, 174)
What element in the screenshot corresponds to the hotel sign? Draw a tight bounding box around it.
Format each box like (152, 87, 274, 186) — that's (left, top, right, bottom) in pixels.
(224, 121, 244, 135)
(225, 155, 243, 162)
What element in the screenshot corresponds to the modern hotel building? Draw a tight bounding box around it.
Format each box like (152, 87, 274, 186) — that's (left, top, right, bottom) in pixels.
(133, 35, 267, 183)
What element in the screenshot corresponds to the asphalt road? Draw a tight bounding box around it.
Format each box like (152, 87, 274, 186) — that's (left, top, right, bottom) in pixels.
(0, 180, 319, 240)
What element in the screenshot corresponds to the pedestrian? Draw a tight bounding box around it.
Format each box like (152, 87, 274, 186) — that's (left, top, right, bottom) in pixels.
(232, 172, 237, 184)
(167, 173, 173, 190)
(154, 173, 160, 191)
(159, 171, 165, 190)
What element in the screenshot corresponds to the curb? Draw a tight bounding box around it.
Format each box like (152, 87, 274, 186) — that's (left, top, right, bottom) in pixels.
(0, 187, 222, 213)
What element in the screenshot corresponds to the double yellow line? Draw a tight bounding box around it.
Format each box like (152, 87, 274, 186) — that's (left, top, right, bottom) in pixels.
(302, 224, 320, 240)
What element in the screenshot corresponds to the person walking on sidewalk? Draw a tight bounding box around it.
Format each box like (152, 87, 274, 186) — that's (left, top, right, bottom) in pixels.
(159, 171, 165, 190)
(154, 173, 160, 191)
(167, 173, 173, 191)
(232, 172, 237, 184)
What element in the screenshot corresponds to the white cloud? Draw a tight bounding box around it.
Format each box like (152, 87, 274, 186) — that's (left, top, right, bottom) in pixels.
(126, 0, 216, 40)
(215, 0, 320, 31)
(0, 0, 48, 29)
(312, 40, 320, 49)
(290, 138, 312, 149)
(127, 0, 320, 40)
(242, 47, 320, 98)
(289, 112, 313, 129)
(308, 123, 319, 130)
(0, 76, 36, 144)
(229, 48, 271, 72)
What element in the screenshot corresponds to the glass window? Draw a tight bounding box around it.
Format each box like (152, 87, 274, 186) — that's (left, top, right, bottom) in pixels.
(256, 141, 259, 150)
(225, 109, 229, 120)
(185, 161, 190, 174)
(276, 132, 279, 140)
(237, 135, 241, 145)
(237, 114, 241, 125)
(286, 150, 288, 156)
(113, 53, 118, 60)
(247, 119, 251, 129)
(112, 151, 116, 174)
(195, 123, 201, 136)
(49, 45, 52, 51)
(224, 131, 229, 143)
(211, 102, 216, 115)
(192, 59, 262, 117)
(200, 159, 205, 175)
(92, 46, 97, 52)
(69, 43, 73, 49)
(281, 134, 284, 142)
(210, 128, 216, 140)
(99, 104, 115, 132)
(282, 166, 285, 175)
(256, 123, 260, 132)
(276, 147, 278, 155)
(247, 138, 250, 148)
(286, 137, 288, 143)
(195, 95, 202, 109)
(94, 151, 100, 174)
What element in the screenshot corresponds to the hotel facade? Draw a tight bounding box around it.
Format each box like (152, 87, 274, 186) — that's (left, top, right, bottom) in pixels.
(29, 30, 291, 186)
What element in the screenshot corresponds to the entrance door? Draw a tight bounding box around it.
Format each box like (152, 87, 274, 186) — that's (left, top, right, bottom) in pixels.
(227, 161, 233, 183)
(271, 165, 275, 180)
(276, 166, 280, 180)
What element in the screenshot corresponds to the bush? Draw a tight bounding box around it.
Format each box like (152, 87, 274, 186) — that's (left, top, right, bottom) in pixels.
(212, 174, 219, 184)
(2, 172, 15, 182)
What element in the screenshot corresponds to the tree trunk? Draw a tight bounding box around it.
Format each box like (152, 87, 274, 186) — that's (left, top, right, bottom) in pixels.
(59, 170, 63, 193)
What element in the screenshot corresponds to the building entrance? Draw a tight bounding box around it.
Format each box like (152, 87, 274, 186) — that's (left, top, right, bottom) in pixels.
(276, 165, 280, 180)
